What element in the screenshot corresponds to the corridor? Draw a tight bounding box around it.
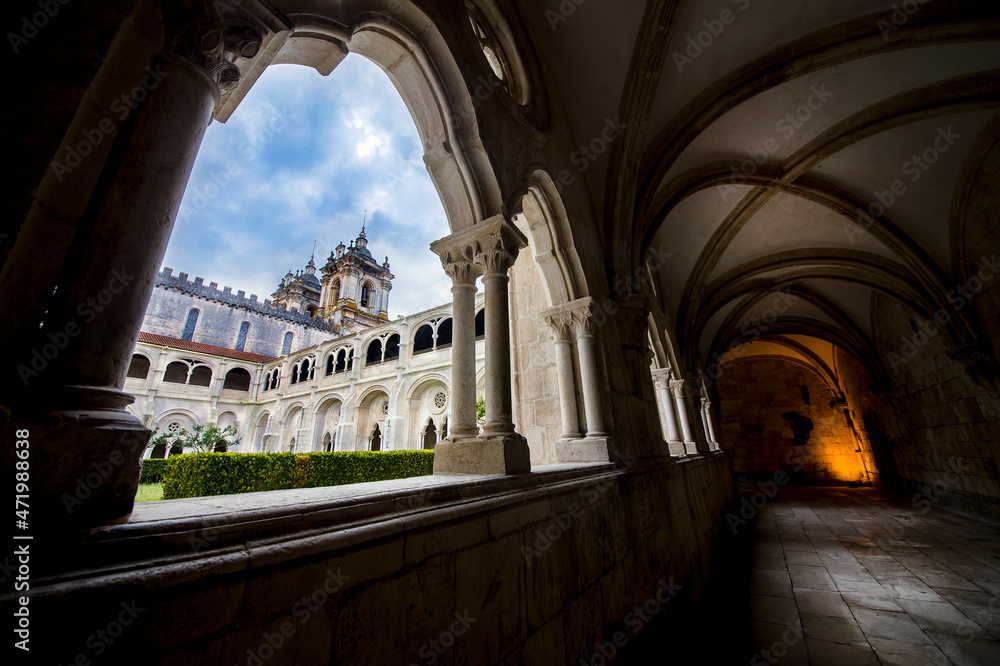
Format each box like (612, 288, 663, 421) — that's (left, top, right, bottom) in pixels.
(624, 487, 1000, 665)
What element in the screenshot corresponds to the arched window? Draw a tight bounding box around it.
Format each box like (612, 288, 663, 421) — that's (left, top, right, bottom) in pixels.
(235, 321, 250, 351)
(360, 284, 371, 308)
(369, 424, 382, 451)
(366, 338, 383, 365)
(326, 354, 334, 376)
(126, 354, 150, 379)
(189, 365, 212, 387)
(436, 319, 453, 348)
(182, 309, 200, 341)
(332, 280, 341, 303)
(413, 325, 434, 354)
(384, 334, 400, 362)
(335, 349, 347, 373)
(422, 419, 437, 450)
(282, 332, 293, 355)
(323, 432, 333, 452)
(475, 308, 485, 339)
(163, 361, 189, 384)
(347, 348, 354, 371)
(223, 368, 251, 391)
(290, 364, 300, 384)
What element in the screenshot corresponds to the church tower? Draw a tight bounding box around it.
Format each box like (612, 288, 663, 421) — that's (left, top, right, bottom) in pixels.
(317, 221, 394, 333)
(270, 247, 323, 317)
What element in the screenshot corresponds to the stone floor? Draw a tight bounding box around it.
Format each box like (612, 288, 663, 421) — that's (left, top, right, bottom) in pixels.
(622, 486, 1000, 665)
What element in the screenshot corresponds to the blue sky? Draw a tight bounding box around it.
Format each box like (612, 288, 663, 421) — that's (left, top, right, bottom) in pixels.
(165, 56, 455, 317)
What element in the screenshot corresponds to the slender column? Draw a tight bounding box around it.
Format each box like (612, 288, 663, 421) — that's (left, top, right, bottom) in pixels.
(704, 400, 719, 450)
(443, 260, 481, 438)
(652, 368, 683, 455)
(671, 380, 697, 454)
(429, 216, 530, 474)
(544, 313, 581, 439)
(479, 251, 519, 435)
(573, 307, 609, 437)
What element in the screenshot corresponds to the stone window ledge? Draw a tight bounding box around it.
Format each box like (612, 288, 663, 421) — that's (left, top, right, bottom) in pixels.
(25, 455, 723, 596)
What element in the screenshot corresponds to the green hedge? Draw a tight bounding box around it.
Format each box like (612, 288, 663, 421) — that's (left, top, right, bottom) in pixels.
(139, 458, 168, 484)
(163, 451, 435, 500)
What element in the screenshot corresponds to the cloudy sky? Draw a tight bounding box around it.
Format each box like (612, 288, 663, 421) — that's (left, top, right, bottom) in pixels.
(164, 56, 455, 317)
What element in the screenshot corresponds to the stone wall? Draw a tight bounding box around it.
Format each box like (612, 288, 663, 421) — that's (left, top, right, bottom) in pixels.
(717, 357, 869, 484)
(18, 455, 734, 665)
(842, 293, 1000, 524)
(143, 270, 339, 357)
(510, 221, 566, 464)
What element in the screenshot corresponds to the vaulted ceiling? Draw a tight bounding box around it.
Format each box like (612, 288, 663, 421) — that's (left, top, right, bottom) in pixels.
(514, 0, 1000, 376)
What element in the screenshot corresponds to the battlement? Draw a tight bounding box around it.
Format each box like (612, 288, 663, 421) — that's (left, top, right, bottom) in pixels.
(157, 268, 337, 332)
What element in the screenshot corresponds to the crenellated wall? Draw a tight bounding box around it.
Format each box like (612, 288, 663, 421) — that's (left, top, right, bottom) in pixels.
(143, 268, 339, 357)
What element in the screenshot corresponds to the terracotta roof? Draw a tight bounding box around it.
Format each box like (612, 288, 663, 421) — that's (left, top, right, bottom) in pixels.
(136, 332, 276, 363)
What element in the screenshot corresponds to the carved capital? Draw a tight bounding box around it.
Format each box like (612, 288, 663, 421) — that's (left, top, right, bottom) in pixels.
(441, 259, 481, 287)
(571, 301, 601, 338)
(669, 379, 687, 400)
(651, 367, 673, 390)
(544, 311, 575, 342)
(474, 215, 528, 277)
(169, 3, 262, 95)
(613, 300, 650, 353)
(432, 215, 526, 285)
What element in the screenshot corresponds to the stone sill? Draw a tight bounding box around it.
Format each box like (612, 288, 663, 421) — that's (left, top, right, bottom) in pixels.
(20, 454, 725, 599)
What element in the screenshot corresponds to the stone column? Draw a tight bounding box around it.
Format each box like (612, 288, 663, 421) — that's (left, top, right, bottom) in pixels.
(430, 216, 530, 474)
(544, 312, 581, 440)
(573, 305, 609, 438)
(443, 260, 481, 439)
(1, 12, 264, 529)
(704, 400, 719, 450)
(608, 299, 669, 460)
(652, 368, 684, 456)
(671, 380, 697, 455)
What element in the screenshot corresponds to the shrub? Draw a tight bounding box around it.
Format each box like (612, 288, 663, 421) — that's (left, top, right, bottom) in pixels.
(139, 458, 168, 484)
(163, 450, 435, 500)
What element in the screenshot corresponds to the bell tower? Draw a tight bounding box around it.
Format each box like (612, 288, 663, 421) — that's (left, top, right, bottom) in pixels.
(318, 217, 394, 333)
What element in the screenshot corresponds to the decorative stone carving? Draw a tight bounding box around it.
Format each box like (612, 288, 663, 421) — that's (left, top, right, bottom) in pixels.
(169, 4, 263, 97)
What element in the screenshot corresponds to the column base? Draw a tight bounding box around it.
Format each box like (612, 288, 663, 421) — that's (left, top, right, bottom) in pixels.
(432, 434, 531, 475)
(683, 440, 699, 455)
(555, 436, 612, 463)
(667, 440, 687, 456)
(2, 386, 149, 530)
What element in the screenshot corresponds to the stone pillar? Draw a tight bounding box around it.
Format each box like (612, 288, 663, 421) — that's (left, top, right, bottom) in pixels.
(703, 400, 719, 450)
(430, 216, 530, 474)
(573, 307, 609, 438)
(544, 312, 581, 440)
(671, 380, 697, 455)
(443, 260, 481, 439)
(610, 300, 670, 460)
(0, 12, 263, 529)
(652, 368, 684, 456)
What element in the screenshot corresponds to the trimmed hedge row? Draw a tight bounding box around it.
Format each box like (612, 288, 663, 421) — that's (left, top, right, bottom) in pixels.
(163, 451, 435, 500)
(139, 458, 168, 484)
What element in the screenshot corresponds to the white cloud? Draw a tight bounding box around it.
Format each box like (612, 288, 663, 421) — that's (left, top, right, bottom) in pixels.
(164, 56, 454, 317)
